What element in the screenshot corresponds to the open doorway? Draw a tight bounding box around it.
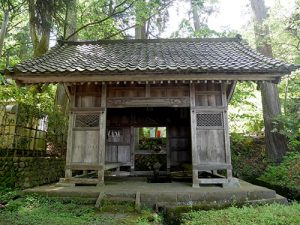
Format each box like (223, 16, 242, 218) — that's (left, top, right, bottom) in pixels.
(106, 107, 191, 179)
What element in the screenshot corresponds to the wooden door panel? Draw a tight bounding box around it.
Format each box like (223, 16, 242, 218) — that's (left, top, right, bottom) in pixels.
(117, 145, 131, 162)
(72, 130, 99, 163)
(196, 129, 225, 164)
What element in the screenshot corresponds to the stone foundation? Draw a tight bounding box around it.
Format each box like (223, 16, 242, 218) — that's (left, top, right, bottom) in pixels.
(0, 157, 65, 188)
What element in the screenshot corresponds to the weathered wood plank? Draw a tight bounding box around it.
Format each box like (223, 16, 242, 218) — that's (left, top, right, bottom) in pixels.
(193, 164, 232, 170)
(70, 107, 104, 112)
(106, 97, 190, 107)
(65, 164, 104, 170)
(197, 129, 225, 164)
(12, 73, 281, 85)
(117, 145, 131, 162)
(72, 130, 99, 163)
(105, 145, 118, 162)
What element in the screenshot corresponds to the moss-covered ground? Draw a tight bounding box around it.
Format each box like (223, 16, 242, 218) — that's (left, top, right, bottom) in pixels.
(0, 188, 162, 225)
(1, 188, 300, 225)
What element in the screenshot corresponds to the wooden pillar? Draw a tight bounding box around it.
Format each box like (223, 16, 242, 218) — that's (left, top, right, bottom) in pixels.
(65, 86, 76, 178)
(190, 83, 199, 188)
(221, 83, 232, 181)
(98, 84, 107, 185)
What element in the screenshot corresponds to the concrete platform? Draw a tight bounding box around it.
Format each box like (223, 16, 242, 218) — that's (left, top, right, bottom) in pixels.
(24, 177, 287, 207)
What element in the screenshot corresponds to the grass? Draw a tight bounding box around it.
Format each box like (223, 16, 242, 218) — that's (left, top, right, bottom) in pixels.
(1, 188, 300, 225)
(181, 203, 300, 225)
(0, 188, 162, 225)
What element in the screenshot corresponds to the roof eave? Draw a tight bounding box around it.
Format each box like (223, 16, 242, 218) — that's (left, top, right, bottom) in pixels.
(7, 71, 285, 84)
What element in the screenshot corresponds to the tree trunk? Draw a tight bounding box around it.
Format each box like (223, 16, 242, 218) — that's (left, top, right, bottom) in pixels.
(135, 23, 146, 39)
(56, 0, 77, 111)
(0, 10, 9, 57)
(250, 0, 288, 163)
(64, 0, 77, 41)
(191, 0, 201, 31)
(135, 0, 147, 39)
(28, 0, 51, 56)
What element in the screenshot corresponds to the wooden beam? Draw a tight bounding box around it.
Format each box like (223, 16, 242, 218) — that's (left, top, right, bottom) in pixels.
(63, 83, 71, 100)
(9, 73, 282, 84)
(193, 164, 232, 170)
(65, 164, 104, 170)
(227, 81, 237, 102)
(106, 97, 190, 108)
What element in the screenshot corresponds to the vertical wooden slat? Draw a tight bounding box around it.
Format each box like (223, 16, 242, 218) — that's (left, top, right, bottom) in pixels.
(207, 83, 216, 106)
(145, 84, 150, 97)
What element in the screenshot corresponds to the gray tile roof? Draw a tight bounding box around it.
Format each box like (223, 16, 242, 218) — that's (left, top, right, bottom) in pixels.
(7, 37, 294, 75)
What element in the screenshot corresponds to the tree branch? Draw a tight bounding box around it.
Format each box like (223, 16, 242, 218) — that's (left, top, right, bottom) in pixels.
(104, 0, 174, 40)
(66, 0, 136, 40)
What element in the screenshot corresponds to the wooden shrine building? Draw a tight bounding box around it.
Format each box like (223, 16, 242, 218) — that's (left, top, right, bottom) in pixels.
(6, 37, 294, 188)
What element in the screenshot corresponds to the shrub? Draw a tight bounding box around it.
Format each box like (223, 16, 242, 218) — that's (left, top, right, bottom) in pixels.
(258, 152, 300, 192)
(230, 133, 269, 182)
(181, 203, 300, 225)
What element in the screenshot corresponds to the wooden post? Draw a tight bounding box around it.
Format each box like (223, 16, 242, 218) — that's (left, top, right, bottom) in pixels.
(65, 86, 76, 178)
(98, 84, 107, 185)
(222, 83, 232, 180)
(166, 127, 170, 174)
(190, 83, 199, 188)
(130, 126, 135, 173)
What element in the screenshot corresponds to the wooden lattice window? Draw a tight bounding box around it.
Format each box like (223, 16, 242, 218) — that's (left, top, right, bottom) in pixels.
(75, 114, 99, 127)
(196, 113, 223, 127)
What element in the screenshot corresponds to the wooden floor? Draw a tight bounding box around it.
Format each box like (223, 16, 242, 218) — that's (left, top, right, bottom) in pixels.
(24, 177, 287, 207)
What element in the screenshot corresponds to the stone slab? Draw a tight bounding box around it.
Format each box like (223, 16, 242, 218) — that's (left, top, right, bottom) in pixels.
(23, 178, 286, 207)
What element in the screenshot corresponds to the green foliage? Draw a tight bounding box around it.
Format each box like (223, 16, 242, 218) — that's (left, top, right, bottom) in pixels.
(171, 17, 221, 38)
(135, 154, 167, 171)
(230, 133, 269, 182)
(0, 169, 17, 187)
(0, 1, 34, 69)
(0, 194, 110, 225)
(138, 138, 167, 151)
(0, 188, 20, 203)
(181, 203, 300, 225)
(0, 80, 68, 154)
(237, 1, 299, 144)
(0, 191, 163, 225)
(229, 82, 264, 135)
(258, 152, 300, 192)
(275, 72, 300, 151)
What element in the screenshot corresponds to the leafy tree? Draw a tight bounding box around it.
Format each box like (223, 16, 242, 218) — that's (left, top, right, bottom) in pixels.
(171, 0, 219, 38)
(265, 0, 300, 152)
(249, 0, 288, 163)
